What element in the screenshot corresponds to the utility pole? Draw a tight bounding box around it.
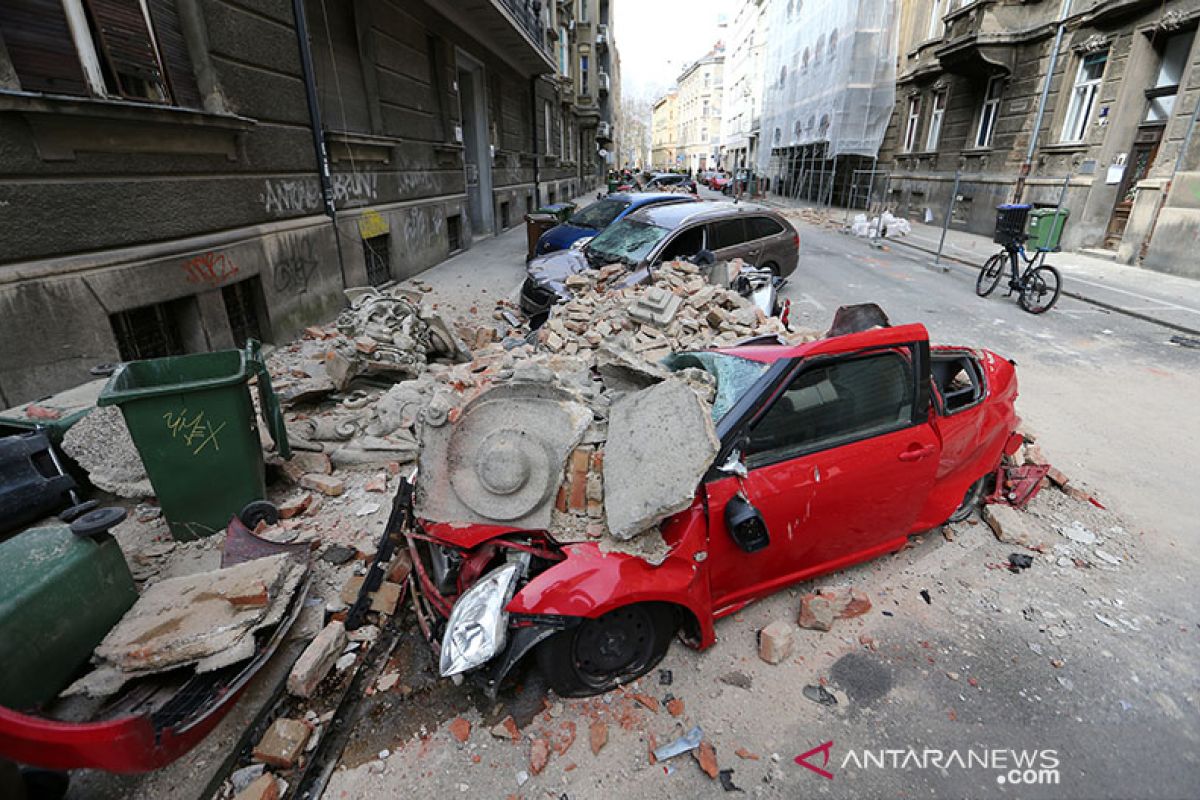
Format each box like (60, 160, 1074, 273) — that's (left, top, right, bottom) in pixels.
(1016, 0, 1073, 202)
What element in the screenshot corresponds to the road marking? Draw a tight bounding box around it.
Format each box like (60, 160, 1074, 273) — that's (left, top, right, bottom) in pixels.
(1063, 276, 1200, 317)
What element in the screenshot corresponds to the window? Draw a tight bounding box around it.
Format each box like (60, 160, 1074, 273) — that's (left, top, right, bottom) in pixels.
(828, 29, 838, 60)
(708, 219, 746, 250)
(745, 352, 915, 464)
(110, 298, 191, 362)
(927, 0, 948, 40)
(580, 55, 590, 96)
(903, 96, 921, 152)
(747, 216, 785, 239)
(544, 101, 552, 153)
(1061, 52, 1106, 142)
(559, 26, 569, 75)
(975, 76, 1003, 148)
(0, 0, 200, 106)
(578, 0, 589, 22)
(704, 72, 710, 88)
(363, 233, 391, 286)
(926, 90, 946, 150)
(657, 225, 706, 262)
(1145, 32, 1194, 123)
(447, 214, 463, 252)
(222, 278, 264, 348)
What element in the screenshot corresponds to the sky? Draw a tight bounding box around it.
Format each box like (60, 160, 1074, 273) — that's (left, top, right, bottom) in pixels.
(612, 0, 732, 103)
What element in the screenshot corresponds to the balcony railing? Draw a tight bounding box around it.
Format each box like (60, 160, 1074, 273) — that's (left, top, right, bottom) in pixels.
(497, 0, 551, 58)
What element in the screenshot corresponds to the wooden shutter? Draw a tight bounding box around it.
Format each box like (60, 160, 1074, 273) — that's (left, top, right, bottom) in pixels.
(146, 0, 201, 108)
(83, 0, 164, 96)
(0, 0, 89, 95)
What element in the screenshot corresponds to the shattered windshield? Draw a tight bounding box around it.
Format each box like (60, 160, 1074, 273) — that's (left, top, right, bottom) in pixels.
(586, 219, 671, 266)
(569, 199, 629, 229)
(663, 351, 770, 422)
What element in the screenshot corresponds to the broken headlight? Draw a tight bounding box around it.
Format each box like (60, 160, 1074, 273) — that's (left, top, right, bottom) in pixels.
(439, 562, 522, 677)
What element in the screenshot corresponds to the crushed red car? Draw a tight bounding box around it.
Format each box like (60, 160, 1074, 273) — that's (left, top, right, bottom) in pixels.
(404, 322, 1020, 697)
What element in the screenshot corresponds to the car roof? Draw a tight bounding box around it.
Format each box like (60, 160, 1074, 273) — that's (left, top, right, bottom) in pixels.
(627, 200, 778, 229)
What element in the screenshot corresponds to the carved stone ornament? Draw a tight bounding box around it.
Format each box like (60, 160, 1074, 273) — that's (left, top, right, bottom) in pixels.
(1072, 34, 1110, 55)
(1156, 9, 1187, 33)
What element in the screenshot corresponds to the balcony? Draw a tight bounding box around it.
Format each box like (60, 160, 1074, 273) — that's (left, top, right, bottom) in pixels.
(933, 0, 1036, 76)
(596, 24, 609, 50)
(427, 0, 556, 75)
(598, 72, 610, 96)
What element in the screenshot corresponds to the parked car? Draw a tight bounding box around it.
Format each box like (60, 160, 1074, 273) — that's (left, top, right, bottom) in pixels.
(531, 193, 698, 258)
(641, 173, 697, 194)
(520, 201, 799, 319)
(709, 173, 731, 192)
(403, 322, 1021, 696)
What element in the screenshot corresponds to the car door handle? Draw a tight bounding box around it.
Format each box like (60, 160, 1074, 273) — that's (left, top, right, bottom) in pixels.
(898, 444, 936, 462)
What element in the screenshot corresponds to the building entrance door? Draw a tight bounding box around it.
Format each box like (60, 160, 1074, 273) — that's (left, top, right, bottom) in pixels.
(456, 53, 493, 239)
(1104, 123, 1163, 249)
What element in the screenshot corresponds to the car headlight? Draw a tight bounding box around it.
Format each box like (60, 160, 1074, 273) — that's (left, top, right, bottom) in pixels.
(439, 562, 522, 677)
(569, 236, 593, 250)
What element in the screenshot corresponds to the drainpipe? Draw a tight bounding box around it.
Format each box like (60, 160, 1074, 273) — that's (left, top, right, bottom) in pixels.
(531, 77, 542, 208)
(291, 0, 348, 287)
(1016, 0, 1073, 202)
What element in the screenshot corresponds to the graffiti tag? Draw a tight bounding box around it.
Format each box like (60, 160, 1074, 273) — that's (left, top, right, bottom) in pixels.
(163, 409, 226, 455)
(260, 173, 379, 215)
(272, 236, 319, 295)
(182, 251, 240, 287)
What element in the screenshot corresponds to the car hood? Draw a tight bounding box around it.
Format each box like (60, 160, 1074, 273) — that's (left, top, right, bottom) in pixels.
(527, 248, 590, 288)
(539, 224, 595, 254)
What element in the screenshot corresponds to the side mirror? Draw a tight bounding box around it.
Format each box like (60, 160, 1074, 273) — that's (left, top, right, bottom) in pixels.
(724, 494, 769, 553)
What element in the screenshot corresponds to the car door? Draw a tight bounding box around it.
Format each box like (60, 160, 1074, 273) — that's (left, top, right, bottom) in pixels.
(653, 223, 706, 263)
(704, 327, 940, 614)
(707, 218, 753, 265)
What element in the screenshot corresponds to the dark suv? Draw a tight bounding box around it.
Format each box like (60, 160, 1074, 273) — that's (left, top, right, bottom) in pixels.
(520, 201, 800, 318)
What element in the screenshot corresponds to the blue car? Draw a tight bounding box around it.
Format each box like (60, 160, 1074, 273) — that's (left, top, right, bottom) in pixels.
(531, 192, 697, 258)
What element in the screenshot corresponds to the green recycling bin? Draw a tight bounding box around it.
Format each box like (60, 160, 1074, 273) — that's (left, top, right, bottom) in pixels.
(537, 202, 576, 224)
(1027, 207, 1070, 251)
(97, 341, 289, 541)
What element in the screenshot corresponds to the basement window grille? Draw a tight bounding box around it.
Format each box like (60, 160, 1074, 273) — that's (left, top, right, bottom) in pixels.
(109, 299, 188, 362)
(447, 214, 462, 253)
(363, 234, 391, 286)
(222, 278, 264, 347)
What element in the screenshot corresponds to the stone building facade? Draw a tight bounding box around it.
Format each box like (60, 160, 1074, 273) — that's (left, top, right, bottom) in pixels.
(0, 0, 616, 405)
(721, 0, 767, 172)
(651, 88, 679, 169)
(675, 45, 725, 175)
(879, 0, 1200, 276)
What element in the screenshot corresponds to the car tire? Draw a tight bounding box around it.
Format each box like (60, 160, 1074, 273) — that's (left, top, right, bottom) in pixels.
(946, 475, 989, 524)
(760, 261, 780, 277)
(536, 603, 678, 698)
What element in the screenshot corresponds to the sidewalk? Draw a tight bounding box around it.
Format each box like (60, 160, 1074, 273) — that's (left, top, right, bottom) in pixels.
(766, 196, 1200, 336)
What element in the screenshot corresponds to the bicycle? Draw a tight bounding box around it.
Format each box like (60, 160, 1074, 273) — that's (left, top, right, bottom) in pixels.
(975, 236, 1062, 314)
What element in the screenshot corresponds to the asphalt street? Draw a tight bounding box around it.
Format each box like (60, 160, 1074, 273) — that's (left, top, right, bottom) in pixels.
(322, 196, 1200, 800)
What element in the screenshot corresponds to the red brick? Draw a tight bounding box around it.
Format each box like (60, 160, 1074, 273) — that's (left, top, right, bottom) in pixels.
(529, 738, 550, 775)
(758, 620, 794, 664)
(252, 718, 311, 769)
(666, 697, 684, 717)
(632, 693, 659, 712)
(735, 747, 760, 761)
(300, 473, 344, 497)
(589, 721, 607, 755)
(448, 717, 471, 743)
(234, 774, 279, 800)
(227, 581, 269, 608)
(693, 740, 719, 779)
(365, 474, 389, 493)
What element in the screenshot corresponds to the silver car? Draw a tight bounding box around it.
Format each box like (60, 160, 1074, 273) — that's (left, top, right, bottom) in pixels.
(521, 201, 800, 317)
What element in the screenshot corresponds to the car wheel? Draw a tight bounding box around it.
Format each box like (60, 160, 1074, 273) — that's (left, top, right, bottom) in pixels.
(536, 603, 678, 697)
(946, 475, 989, 524)
(760, 261, 780, 277)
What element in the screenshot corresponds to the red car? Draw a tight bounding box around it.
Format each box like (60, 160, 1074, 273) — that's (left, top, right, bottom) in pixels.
(406, 322, 1020, 697)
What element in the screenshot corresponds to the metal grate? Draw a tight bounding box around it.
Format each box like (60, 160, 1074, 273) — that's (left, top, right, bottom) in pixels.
(222, 278, 263, 348)
(109, 300, 186, 362)
(500, 201, 511, 230)
(363, 234, 391, 286)
(447, 214, 462, 253)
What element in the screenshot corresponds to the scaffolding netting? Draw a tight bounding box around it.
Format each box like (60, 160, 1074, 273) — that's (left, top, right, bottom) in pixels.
(755, 0, 899, 174)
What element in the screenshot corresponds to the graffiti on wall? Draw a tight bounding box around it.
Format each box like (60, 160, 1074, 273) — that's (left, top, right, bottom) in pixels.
(182, 251, 240, 288)
(260, 173, 380, 215)
(402, 206, 446, 251)
(272, 236, 320, 296)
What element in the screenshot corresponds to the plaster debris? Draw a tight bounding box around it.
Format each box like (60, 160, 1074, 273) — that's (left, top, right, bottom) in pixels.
(61, 405, 153, 498)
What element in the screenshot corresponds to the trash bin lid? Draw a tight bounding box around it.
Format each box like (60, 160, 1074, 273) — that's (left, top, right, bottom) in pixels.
(996, 203, 1032, 210)
(1029, 207, 1070, 217)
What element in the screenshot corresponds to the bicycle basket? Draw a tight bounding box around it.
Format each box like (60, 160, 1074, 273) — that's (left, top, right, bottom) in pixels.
(993, 204, 1032, 246)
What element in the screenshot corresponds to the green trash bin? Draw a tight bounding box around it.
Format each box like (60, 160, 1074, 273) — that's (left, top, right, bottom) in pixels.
(1027, 207, 1070, 251)
(97, 341, 289, 541)
(537, 202, 576, 224)
(606, 179, 619, 194)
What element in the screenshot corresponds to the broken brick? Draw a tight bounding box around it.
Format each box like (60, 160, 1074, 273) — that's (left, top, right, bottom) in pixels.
(982, 503, 1042, 550)
(589, 721, 608, 755)
(758, 620, 794, 664)
(233, 774, 279, 800)
(797, 594, 835, 631)
(339, 577, 403, 614)
(300, 473, 345, 497)
(365, 474, 389, 493)
(693, 740, 719, 779)
(491, 716, 520, 740)
(386, 550, 413, 584)
(252, 718, 311, 769)
(553, 721, 576, 755)
(632, 693, 659, 712)
(666, 697, 685, 717)
(449, 717, 471, 743)
(279, 493, 313, 519)
(1047, 467, 1070, 487)
(287, 620, 347, 698)
(281, 452, 331, 484)
(227, 581, 269, 608)
(529, 738, 550, 775)
(735, 747, 760, 761)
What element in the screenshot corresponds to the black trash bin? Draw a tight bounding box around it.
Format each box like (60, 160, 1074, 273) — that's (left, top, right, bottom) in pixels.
(994, 203, 1032, 246)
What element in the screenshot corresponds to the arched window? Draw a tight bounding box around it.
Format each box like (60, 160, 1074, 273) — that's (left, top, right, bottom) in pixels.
(818, 113, 831, 136)
(802, 47, 811, 71)
(779, 64, 788, 88)
(773, 127, 782, 145)
(793, 119, 803, 138)
(814, 35, 825, 65)
(828, 29, 838, 60)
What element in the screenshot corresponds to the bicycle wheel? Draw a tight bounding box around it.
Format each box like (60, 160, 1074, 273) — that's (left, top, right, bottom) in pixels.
(975, 253, 1007, 297)
(1018, 265, 1062, 314)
